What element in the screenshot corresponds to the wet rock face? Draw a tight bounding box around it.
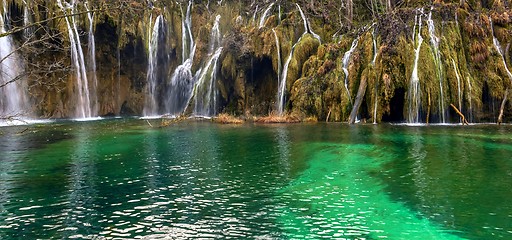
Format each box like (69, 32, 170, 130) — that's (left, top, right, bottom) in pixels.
(4, 0, 512, 122)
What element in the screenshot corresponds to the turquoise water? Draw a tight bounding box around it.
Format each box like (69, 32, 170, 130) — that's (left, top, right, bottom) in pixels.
(0, 120, 511, 239)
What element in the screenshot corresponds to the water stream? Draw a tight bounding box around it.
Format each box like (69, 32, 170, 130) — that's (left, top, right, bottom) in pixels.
(342, 38, 359, 106)
(427, 9, 446, 123)
(57, 0, 95, 119)
(296, 4, 321, 43)
(372, 25, 378, 124)
(163, 1, 196, 116)
(0, 2, 29, 119)
(277, 4, 320, 115)
(259, 2, 275, 29)
(491, 20, 512, 82)
(143, 15, 164, 117)
(452, 59, 462, 123)
(192, 15, 223, 117)
(273, 29, 282, 111)
(408, 8, 424, 123)
(85, 1, 98, 116)
(22, 0, 33, 39)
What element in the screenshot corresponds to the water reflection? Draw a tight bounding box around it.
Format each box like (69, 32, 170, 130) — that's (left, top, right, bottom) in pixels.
(0, 129, 23, 230)
(64, 124, 99, 238)
(408, 128, 428, 209)
(275, 126, 290, 178)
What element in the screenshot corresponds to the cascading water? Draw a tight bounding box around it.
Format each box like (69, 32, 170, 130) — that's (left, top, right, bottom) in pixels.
(491, 20, 512, 82)
(296, 4, 321, 43)
(259, 2, 275, 29)
(0, 2, 29, 119)
(278, 4, 281, 23)
(452, 59, 463, 122)
(182, 1, 195, 63)
(57, 0, 95, 119)
(427, 9, 446, 123)
(408, 8, 424, 124)
(85, 1, 98, 116)
(277, 4, 321, 115)
(467, 76, 473, 121)
(193, 15, 223, 117)
(143, 15, 164, 117)
(252, 5, 259, 25)
(23, 1, 33, 39)
(273, 28, 282, 105)
(342, 38, 359, 105)
(165, 1, 196, 116)
(372, 25, 378, 124)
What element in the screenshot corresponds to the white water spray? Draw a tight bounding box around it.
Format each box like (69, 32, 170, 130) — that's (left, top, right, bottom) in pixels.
(277, 4, 321, 115)
(23, 1, 33, 39)
(57, 0, 94, 119)
(143, 15, 164, 117)
(372, 26, 378, 124)
(0, 3, 29, 118)
(342, 38, 358, 105)
(193, 15, 223, 117)
(467, 76, 473, 122)
(452, 59, 462, 123)
(273, 28, 282, 105)
(491, 20, 512, 82)
(165, 1, 197, 116)
(259, 2, 275, 29)
(427, 9, 446, 123)
(296, 4, 321, 43)
(408, 8, 424, 123)
(85, 1, 98, 116)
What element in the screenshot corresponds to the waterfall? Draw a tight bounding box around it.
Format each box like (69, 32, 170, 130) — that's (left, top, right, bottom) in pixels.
(277, 4, 321, 115)
(57, 0, 95, 119)
(427, 9, 446, 123)
(372, 26, 378, 124)
(296, 4, 321, 43)
(164, 1, 196, 116)
(252, 5, 259, 24)
(182, 1, 195, 63)
(372, 26, 378, 65)
(259, 2, 275, 29)
(0, 3, 29, 119)
(23, 1, 33, 39)
(342, 38, 359, 105)
(278, 4, 281, 23)
(193, 15, 223, 117)
(452, 59, 462, 123)
(85, 1, 98, 116)
(491, 20, 512, 82)
(408, 8, 424, 124)
(273, 28, 282, 111)
(278, 35, 306, 115)
(193, 48, 223, 117)
(467, 76, 473, 122)
(143, 15, 164, 117)
(167, 59, 194, 116)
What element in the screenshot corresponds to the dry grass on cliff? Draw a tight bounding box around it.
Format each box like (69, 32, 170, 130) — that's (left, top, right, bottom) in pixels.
(213, 113, 244, 124)
(255, 113, 302, 123)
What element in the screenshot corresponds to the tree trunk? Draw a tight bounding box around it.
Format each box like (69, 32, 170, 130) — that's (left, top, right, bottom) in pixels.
(450, 104, 469, 125)
(349, 77, 367, 124)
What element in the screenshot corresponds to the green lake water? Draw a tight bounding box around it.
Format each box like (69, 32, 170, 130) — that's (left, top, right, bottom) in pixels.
(0, 119, 511, 239)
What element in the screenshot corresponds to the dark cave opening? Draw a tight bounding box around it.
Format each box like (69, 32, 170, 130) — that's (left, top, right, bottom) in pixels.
(382, 87, 405, 123)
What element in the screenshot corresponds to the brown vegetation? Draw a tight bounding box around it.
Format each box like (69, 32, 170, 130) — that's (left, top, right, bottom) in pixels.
(255, 113, 302, 123)
(213, 113, 244, 124)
